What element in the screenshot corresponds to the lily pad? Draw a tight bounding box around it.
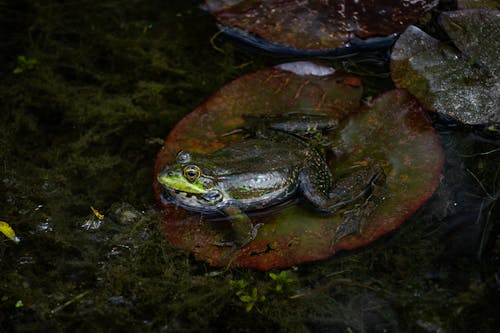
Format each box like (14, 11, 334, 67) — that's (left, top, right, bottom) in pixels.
(391, 10, 500, 125)
(205, 0, 437, 53)
(154, 64, 443, 270)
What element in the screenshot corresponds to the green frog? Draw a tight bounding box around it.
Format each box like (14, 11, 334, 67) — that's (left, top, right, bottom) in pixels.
(158, 114, 385, 246)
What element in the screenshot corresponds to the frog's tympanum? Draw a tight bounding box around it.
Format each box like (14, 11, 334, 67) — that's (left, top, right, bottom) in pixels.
(158, 116, 385, 246)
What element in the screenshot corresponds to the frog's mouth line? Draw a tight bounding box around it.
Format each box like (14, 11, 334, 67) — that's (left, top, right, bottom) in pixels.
(172, 189, 201, 199)
(168, 188, 219, 203)
(164, 187, 224, 206)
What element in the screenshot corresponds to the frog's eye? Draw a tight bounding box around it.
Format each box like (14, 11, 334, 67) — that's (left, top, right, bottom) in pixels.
(183, 165, 201, 182)
(176, 151, 191, 164)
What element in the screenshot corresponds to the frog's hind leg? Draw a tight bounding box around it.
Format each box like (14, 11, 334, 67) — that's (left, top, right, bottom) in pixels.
(333, 167, 386, 243)
(300, 165, 385, 211)
(299, 165, 386, 241)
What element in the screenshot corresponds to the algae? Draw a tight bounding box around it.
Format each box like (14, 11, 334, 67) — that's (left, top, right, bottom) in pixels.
(0, 0, 498, 332)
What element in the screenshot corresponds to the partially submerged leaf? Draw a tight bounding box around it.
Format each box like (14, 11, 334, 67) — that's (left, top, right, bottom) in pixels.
(205, 0, 437, 52)
(154, 64, 443, 270)
(0, 221, 20, 243)
(391, 10, 500, 125)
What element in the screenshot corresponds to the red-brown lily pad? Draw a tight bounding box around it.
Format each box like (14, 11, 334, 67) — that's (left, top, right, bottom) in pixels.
(154, 63, 443, 270)
(205, 0, 438, 51)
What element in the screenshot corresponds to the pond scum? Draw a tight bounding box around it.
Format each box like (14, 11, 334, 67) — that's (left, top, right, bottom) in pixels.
(0, 0, 498, 332)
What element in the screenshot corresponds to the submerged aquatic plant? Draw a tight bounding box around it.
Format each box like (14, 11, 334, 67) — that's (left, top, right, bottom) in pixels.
(238, 288, 266, 312)
(229, 271, 294, 312)
(229, 279, 266, 312)
(269, 271, 294, 293)
(13, 55, 37, 74)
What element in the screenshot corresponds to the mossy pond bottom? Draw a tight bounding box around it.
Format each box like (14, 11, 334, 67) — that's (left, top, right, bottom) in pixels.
(0, 1, 498, 332)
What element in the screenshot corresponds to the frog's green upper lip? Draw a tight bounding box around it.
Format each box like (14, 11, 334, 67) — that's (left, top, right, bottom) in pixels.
(158, 173, 208, 195)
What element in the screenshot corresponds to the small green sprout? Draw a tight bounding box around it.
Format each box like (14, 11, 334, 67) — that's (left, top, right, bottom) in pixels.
(237, 288, 265, 312)
(13, 55, 38, 74)
(229, 279, 265, 312)
(15, 300, 23, 308)
(269, 271, 294, 293)
(486, 124, 500, 133)
(229, 278, 248, 290)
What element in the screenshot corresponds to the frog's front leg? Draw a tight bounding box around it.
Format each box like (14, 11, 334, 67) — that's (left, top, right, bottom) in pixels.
(213, 206, 263, 248)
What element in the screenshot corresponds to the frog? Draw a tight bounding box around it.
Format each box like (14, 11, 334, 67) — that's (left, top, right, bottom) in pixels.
(157, 114, 385, 246)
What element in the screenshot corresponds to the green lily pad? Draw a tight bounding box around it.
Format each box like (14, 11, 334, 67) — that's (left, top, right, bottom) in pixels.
(154, 64, 443, 270)
(391, 10, 500, 125)
(205, 0, 437, 51)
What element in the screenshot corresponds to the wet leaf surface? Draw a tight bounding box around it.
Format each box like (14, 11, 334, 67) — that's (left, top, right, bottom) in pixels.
(154, 64, 443, 270)
(205, 0, 438, 51)
(391, 10, 500, 125)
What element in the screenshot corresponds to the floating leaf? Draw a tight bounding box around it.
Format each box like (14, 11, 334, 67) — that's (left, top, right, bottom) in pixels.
(391, 10, 500, 125)
(154, 64, 443, 270)
(90, 206, 105, 220)
(0, 221, 20, 243)
(205, 0, 437, 52)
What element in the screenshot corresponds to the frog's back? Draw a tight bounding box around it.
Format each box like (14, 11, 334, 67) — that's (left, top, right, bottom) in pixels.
(199, 138, 314, 175)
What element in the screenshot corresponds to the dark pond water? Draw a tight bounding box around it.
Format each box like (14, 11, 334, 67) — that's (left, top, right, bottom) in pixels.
(0, 1, 498, 332)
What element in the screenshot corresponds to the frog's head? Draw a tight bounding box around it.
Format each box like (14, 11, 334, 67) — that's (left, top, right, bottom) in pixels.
(157, 151, 224, 212)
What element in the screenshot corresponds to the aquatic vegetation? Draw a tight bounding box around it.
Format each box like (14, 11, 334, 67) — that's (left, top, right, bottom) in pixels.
(269, 271, 294, 293)
(238, 288, 265, 312)
(391, 9, 500, 125)
(230, 279, 266, 312)
(229, 271, 295, 311)
(12, 55, 37, 74)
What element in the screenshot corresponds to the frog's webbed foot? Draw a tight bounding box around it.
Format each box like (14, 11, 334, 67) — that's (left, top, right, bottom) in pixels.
(331, 166, 385, 209)
(333, 195, 379, 244)
(213, 206, 262, 248)
(332, 167, 387, 244)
